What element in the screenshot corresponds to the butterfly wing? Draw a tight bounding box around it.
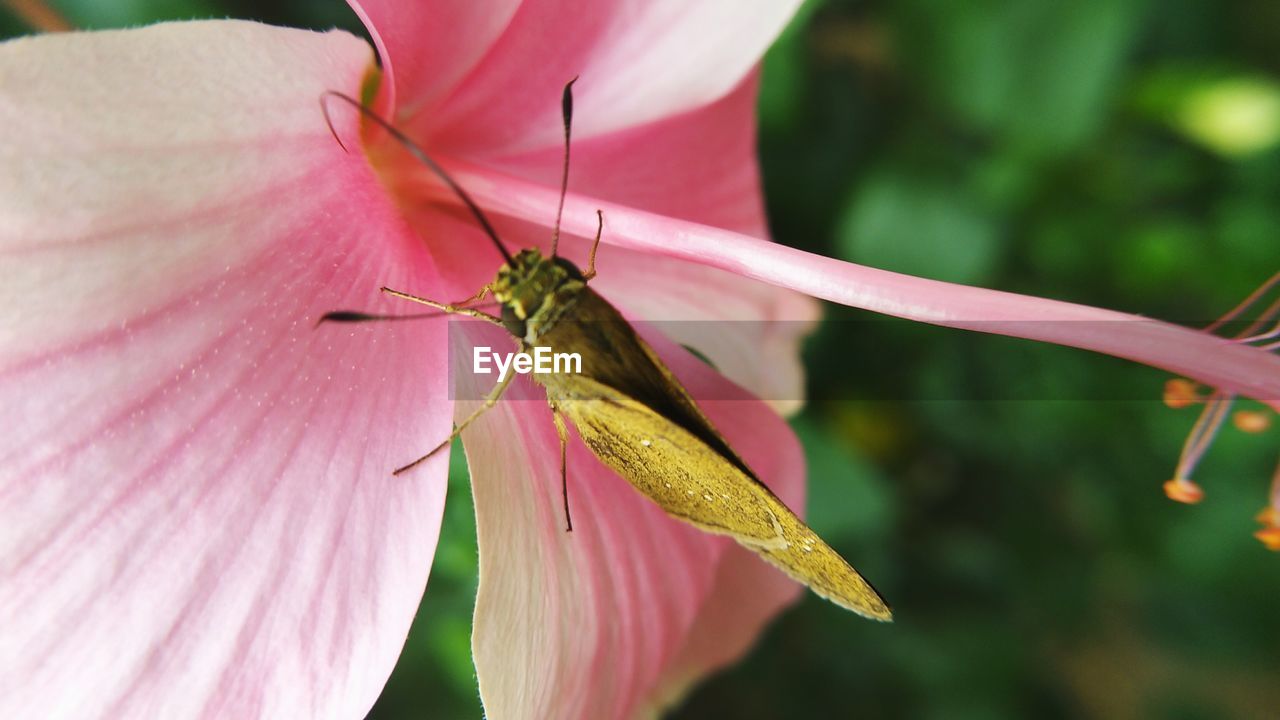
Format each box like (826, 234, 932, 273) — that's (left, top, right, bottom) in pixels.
(552, 375, 891, 620)
(552, 375, 786, 548)
(540, 289, 758, 480)
(748, 491, 892, 621)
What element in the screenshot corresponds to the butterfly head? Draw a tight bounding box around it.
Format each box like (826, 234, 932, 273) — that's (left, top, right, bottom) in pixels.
(493, 248, 586, 340)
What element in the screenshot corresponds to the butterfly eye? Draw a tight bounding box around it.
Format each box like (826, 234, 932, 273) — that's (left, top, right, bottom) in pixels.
(501, 305, 527, 337)
(553, 256, 585, 280)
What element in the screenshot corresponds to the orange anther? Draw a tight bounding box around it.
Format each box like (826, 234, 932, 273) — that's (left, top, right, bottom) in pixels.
(1163, 379, 1201, 409)
(1255, 507, 1280, 526)
(1253, 526, 1280, 551)
(1231, 410, 1271, 434)
(1163, 478, 1205, 504)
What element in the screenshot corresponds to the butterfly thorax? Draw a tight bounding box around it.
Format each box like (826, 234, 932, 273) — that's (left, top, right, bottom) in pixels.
(492, 248, 587, 343)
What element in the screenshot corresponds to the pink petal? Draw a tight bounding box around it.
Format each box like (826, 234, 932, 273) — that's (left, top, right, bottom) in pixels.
(350, 0, 803, 153)
(646, 537, 802, 710)
(497, 72, 771, 235)
(456, 322, 803, 719)
(344, 0, 522, 120)
(390, 71, 820, 410)
(0, 21, 455, 717)
(455, 166, 1280, 409)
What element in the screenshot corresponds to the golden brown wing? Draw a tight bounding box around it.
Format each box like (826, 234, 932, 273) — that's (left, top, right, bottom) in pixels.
(749, 492, 892, 621)
(551, 374, 786, 548)
(536, 289, 757, 481)
(550, 375, 892, 620)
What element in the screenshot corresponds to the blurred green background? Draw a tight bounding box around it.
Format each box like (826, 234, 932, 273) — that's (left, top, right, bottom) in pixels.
(6, 0, 1277, 717)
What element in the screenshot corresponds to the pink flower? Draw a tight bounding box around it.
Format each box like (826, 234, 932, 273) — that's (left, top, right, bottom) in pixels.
(0, 4, 1277, 720)
(0, 4, 813, 718)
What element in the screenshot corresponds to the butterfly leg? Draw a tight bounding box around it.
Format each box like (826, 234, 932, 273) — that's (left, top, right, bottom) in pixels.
(381, 286, 503, 327)
(451, 284, 493, 308)
(392, 370, 517, 475)
(583, 209, 603, 281)
(550, 402, 574, 532)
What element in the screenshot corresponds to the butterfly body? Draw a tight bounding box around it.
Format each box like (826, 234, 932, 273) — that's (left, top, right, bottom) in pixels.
(491, 248, 892, 621)
(319, 83, 892, 621)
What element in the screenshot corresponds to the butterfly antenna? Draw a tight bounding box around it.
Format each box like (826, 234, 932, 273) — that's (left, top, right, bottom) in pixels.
(549, 77, 578, 258)
(319, 91, 515, 265)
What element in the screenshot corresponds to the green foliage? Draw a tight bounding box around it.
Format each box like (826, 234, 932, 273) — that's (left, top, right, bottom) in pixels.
(894, 0, 1142, 155)
(837, 167, 1002, 283)
(683, 0, 1280, 717)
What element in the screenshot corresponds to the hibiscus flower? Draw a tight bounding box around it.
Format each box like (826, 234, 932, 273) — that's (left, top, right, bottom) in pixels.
(0, 2, 1276, 719)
